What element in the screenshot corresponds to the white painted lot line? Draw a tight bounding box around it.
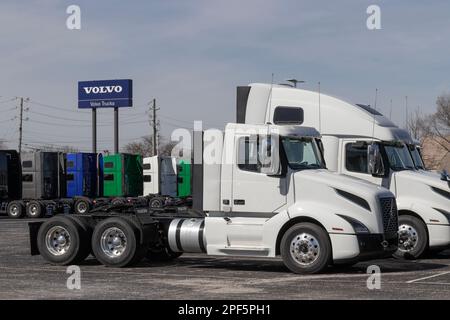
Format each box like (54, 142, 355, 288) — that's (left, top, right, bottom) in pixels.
(406, 271, 450, 284)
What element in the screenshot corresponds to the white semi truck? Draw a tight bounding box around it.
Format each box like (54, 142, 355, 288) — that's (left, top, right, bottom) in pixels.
(238, 83, 450, 259)
(29, 119, 398, 274)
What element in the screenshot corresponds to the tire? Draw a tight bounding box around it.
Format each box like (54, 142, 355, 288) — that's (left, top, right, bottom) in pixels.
(37, 216, 91, 265)
(111, 198, 125, 206)
(149, 197, 164, 209)
(7, 201, 24, 219)
(393, 215, 428, 259)
(74, 198, 90, 215)
(147, 246, 183, 262)
(91, 217, 146, 267)
(280, 222, 331, 274)
(26, 201, 44, 218)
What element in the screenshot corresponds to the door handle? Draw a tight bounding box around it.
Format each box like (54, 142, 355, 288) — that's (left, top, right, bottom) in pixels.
(234, 199, 245, 205)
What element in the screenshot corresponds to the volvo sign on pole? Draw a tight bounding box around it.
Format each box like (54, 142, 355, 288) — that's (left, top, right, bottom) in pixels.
(78, 79, 133, 153)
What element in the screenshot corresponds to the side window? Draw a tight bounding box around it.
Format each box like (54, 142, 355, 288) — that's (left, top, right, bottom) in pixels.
(143, 175, 151, 182)
(22, 161, 32, 168)
(273, 107, 304, 125)
(66, 174, 74, 181)
(345, 143, 368, 173)
(67, 161, 75, 168)
(237, 137, 260, 172)
(143, 163, 151, 170)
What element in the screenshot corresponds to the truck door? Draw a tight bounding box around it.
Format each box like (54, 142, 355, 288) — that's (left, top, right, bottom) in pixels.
(230, 134, 287, 214)
(341, 139, 384, 186)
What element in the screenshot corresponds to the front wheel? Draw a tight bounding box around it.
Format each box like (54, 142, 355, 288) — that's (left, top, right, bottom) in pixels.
(393, 215, 428, 259)
(7, 201, 24, 219)
(280, 223, 331, 274)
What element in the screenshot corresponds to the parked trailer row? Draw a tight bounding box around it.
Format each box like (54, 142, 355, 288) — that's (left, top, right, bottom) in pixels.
(0, 150, 192, 219)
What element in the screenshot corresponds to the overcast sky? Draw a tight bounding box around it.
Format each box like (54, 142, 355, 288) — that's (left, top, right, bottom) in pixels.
(0, 0, 449, 152)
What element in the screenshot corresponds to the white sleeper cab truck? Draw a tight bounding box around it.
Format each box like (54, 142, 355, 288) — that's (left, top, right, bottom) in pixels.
(237, 83, 450, 259)
(29, 121, 398, 274)
(143, 156, 177, 208)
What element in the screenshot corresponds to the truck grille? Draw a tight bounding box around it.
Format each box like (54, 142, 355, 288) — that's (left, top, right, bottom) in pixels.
(379, 197, 398, 233)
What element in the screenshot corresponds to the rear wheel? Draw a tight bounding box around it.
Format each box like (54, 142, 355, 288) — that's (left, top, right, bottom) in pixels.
(37, 216, 91, 265)
(149, 197, 164, 209)
(26, 201, 43, 218)
(74, 198, 90, 214)
(7, 201, 24, 219)
(393, 215, 428, 259)
(111, 198, 125, 206)
(280, 223, 331, 274)
(91, 217, 146, 267)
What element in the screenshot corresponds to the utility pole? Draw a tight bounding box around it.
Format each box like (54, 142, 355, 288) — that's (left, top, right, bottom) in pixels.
(405, 95, 409, 132)
(18, 97, 29, 154)
(149, 99, 160, 156)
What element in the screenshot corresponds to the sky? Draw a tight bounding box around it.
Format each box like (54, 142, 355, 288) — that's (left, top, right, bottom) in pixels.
(0, 0, 449, 152)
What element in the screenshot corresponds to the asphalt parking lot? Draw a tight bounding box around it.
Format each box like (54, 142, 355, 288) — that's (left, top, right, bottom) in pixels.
(0, 217, 449, 300)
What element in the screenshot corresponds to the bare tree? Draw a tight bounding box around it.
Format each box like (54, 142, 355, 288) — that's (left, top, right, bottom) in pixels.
(430, 94, 450, 152)
(122, 135, 177, 157)
(407, 108, 430, 141)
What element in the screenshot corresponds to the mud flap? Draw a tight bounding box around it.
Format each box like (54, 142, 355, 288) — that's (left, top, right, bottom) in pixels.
(29, 221, 44, 255)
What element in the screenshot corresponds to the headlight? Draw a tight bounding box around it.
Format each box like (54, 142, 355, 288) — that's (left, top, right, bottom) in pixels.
(337, 214, 370, 234)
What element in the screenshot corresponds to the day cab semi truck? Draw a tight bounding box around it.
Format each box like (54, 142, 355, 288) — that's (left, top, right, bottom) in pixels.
(237, 83, 450, 259)
(30, 107, 399, 274)
(0, 151, 143, 218)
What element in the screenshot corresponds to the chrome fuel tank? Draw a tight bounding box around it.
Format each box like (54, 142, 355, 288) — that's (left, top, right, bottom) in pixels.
(168, 218, 207, 253)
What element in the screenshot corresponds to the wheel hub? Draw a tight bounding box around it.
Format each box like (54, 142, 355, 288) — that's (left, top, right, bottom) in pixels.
(45, 226, 71, 256)
(77, 202, 87, 213)
(30, 205, 38, 215)
(290, 233, 320, 266)
(398, 224, 418, 252)
(10, 205, 19, 216)
(100, 227, 127, 258)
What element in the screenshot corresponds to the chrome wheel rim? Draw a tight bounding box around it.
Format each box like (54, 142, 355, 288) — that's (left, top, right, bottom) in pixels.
(398, 224, 418, 252)
(290, 233, 320, 266)
(77, 202, 88, 214)
(29, 204, 39, 216)
(9, 204, 19, 216)
(45, 226, 71, 256)
(100, 227, 127, 258)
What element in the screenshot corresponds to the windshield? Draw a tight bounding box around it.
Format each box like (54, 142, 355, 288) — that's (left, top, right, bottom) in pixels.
(281, 137, 324, 170)
(408, 145, 426, 170)
(383, 143, 416, 171)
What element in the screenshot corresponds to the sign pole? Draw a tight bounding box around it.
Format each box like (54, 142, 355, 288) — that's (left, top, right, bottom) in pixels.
(92, 108, 97, 153)
(114, 107, 119, 154)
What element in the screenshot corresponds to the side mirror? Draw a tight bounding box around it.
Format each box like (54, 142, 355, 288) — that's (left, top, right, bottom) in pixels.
(259, 135, 281, 176)
(441, 170, 450, 182)
(368, 143, 385, 177)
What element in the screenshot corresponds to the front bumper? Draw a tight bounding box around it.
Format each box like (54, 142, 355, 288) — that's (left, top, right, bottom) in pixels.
(332, 232, 398, 264)
(427, 224, 450, 249)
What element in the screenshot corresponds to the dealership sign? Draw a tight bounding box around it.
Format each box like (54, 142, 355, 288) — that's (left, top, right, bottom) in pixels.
(78, 79, 132, 108)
